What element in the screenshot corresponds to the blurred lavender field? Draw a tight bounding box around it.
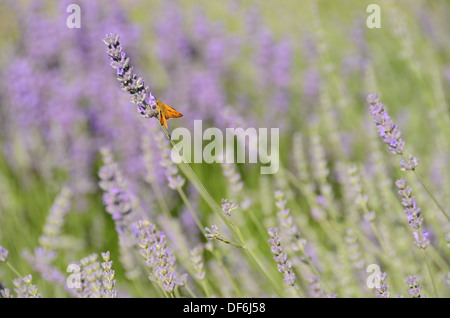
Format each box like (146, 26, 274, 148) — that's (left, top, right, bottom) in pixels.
(0, 0, 449, 298)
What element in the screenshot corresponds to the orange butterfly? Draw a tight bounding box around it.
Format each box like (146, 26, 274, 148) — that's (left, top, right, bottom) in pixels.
(156, 99, 183, 128)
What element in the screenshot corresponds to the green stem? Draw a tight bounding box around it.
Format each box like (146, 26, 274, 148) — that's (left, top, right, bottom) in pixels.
(211, 248, 243, 297)
(215, 236, 245, 249)
(413, 170, 450, 221)
(427, 246, 449, 272)
(6, 262, 23, 278)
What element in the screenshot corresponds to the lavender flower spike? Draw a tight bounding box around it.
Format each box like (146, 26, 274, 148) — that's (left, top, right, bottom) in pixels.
(395, 178, 429, 249)
(367, 92, 405, 155)
(103, 33, 159, 119)
(101, 251, 117, 298)
(375, 272, 390, 298)
(268, 227, 296, 286)
(135, 221, 185, 293)
(405, 275, 426, 298)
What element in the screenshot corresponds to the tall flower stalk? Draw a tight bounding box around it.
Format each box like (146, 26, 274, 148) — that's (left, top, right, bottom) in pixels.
(367, 92, 449, 221)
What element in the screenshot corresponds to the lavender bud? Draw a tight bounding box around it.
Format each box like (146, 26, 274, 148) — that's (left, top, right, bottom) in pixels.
(0, 246, 9, 263)
(221, 199, 239, 216)
(405, 275, 426, 298)
(205, 225, 220, 240)
(400, 154, 419, 171)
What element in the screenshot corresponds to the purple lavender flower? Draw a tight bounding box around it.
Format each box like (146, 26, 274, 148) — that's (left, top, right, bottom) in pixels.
(98, 147, 142, 224)
(405, 275, 426, 298)
(306, 274, 328, 298)
(190, 246, 206, 280)
(205, 225, 220, 240)
(22, 247, 75, 296)
(412, 231, 430, 249)
(268, 227, 296, 286)
(12, 275, 41, 298)
(38, 187, 72, 250)
(100, 251, 117, 298)
(395, 178, 429, 249)
(73, 253, 103, 298)
(103, 33, 159, 119)
(375, 272, 390, 298)
(275, 190, 306, 252)
(221, 199, 238, 217)
(400, 154, 420, 171)
(0, 288, 12, 298)
(103, 186, 133, 221)
(0, 245, 9, 263)
(396, 178, 423, 229)
(136, 221, 185, 293)
(367, 93, 405, 155)
(344, 229, 365, 270)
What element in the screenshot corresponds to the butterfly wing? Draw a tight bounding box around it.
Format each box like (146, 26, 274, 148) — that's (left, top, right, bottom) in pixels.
(158, 108, 168, 128)
(165, 104, 183, 119)
(156, 100, 183, 128)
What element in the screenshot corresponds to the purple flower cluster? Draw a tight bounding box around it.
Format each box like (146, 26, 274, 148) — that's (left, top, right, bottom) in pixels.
(100, 251, 117, 298)
(275, 190, 306, 252)
(221, 199, 239, 217)
(136, 221, 185, 293)
(268, 227, 296, 286)
(74, 254, 103, 298)
(39, 187, 72, 250)
(395, 178, 430, 249)
(405, 275, 426, 298)
(104, 33, 159, 119)
(367, 93, 405, 155)
(12, 275, 41, 298)
(190, 245, 206, 280)
(99, 148, 139, 223)
(375, 272, 390, 298)
(400, 154, 420, 171)
(1, 1, 146, 203)
(204, 225, 220, 240)
(98, 148, 144, 279)
(20, 187, 78, 296)
(0, 265, 41, 298)
(22, 247, 73, 295)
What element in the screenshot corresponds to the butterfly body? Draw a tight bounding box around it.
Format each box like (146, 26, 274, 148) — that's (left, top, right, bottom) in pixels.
(156, 99, 183, 128)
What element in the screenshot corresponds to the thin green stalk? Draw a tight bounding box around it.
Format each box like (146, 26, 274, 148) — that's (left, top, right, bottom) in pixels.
(6, 262, 23, 278)
(215, 236, 245, 249)
(428, 246, 449, 272)
(211, 248, 243, 297)
(413, 170, 450, 221)
(247, 207, 269, 239)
